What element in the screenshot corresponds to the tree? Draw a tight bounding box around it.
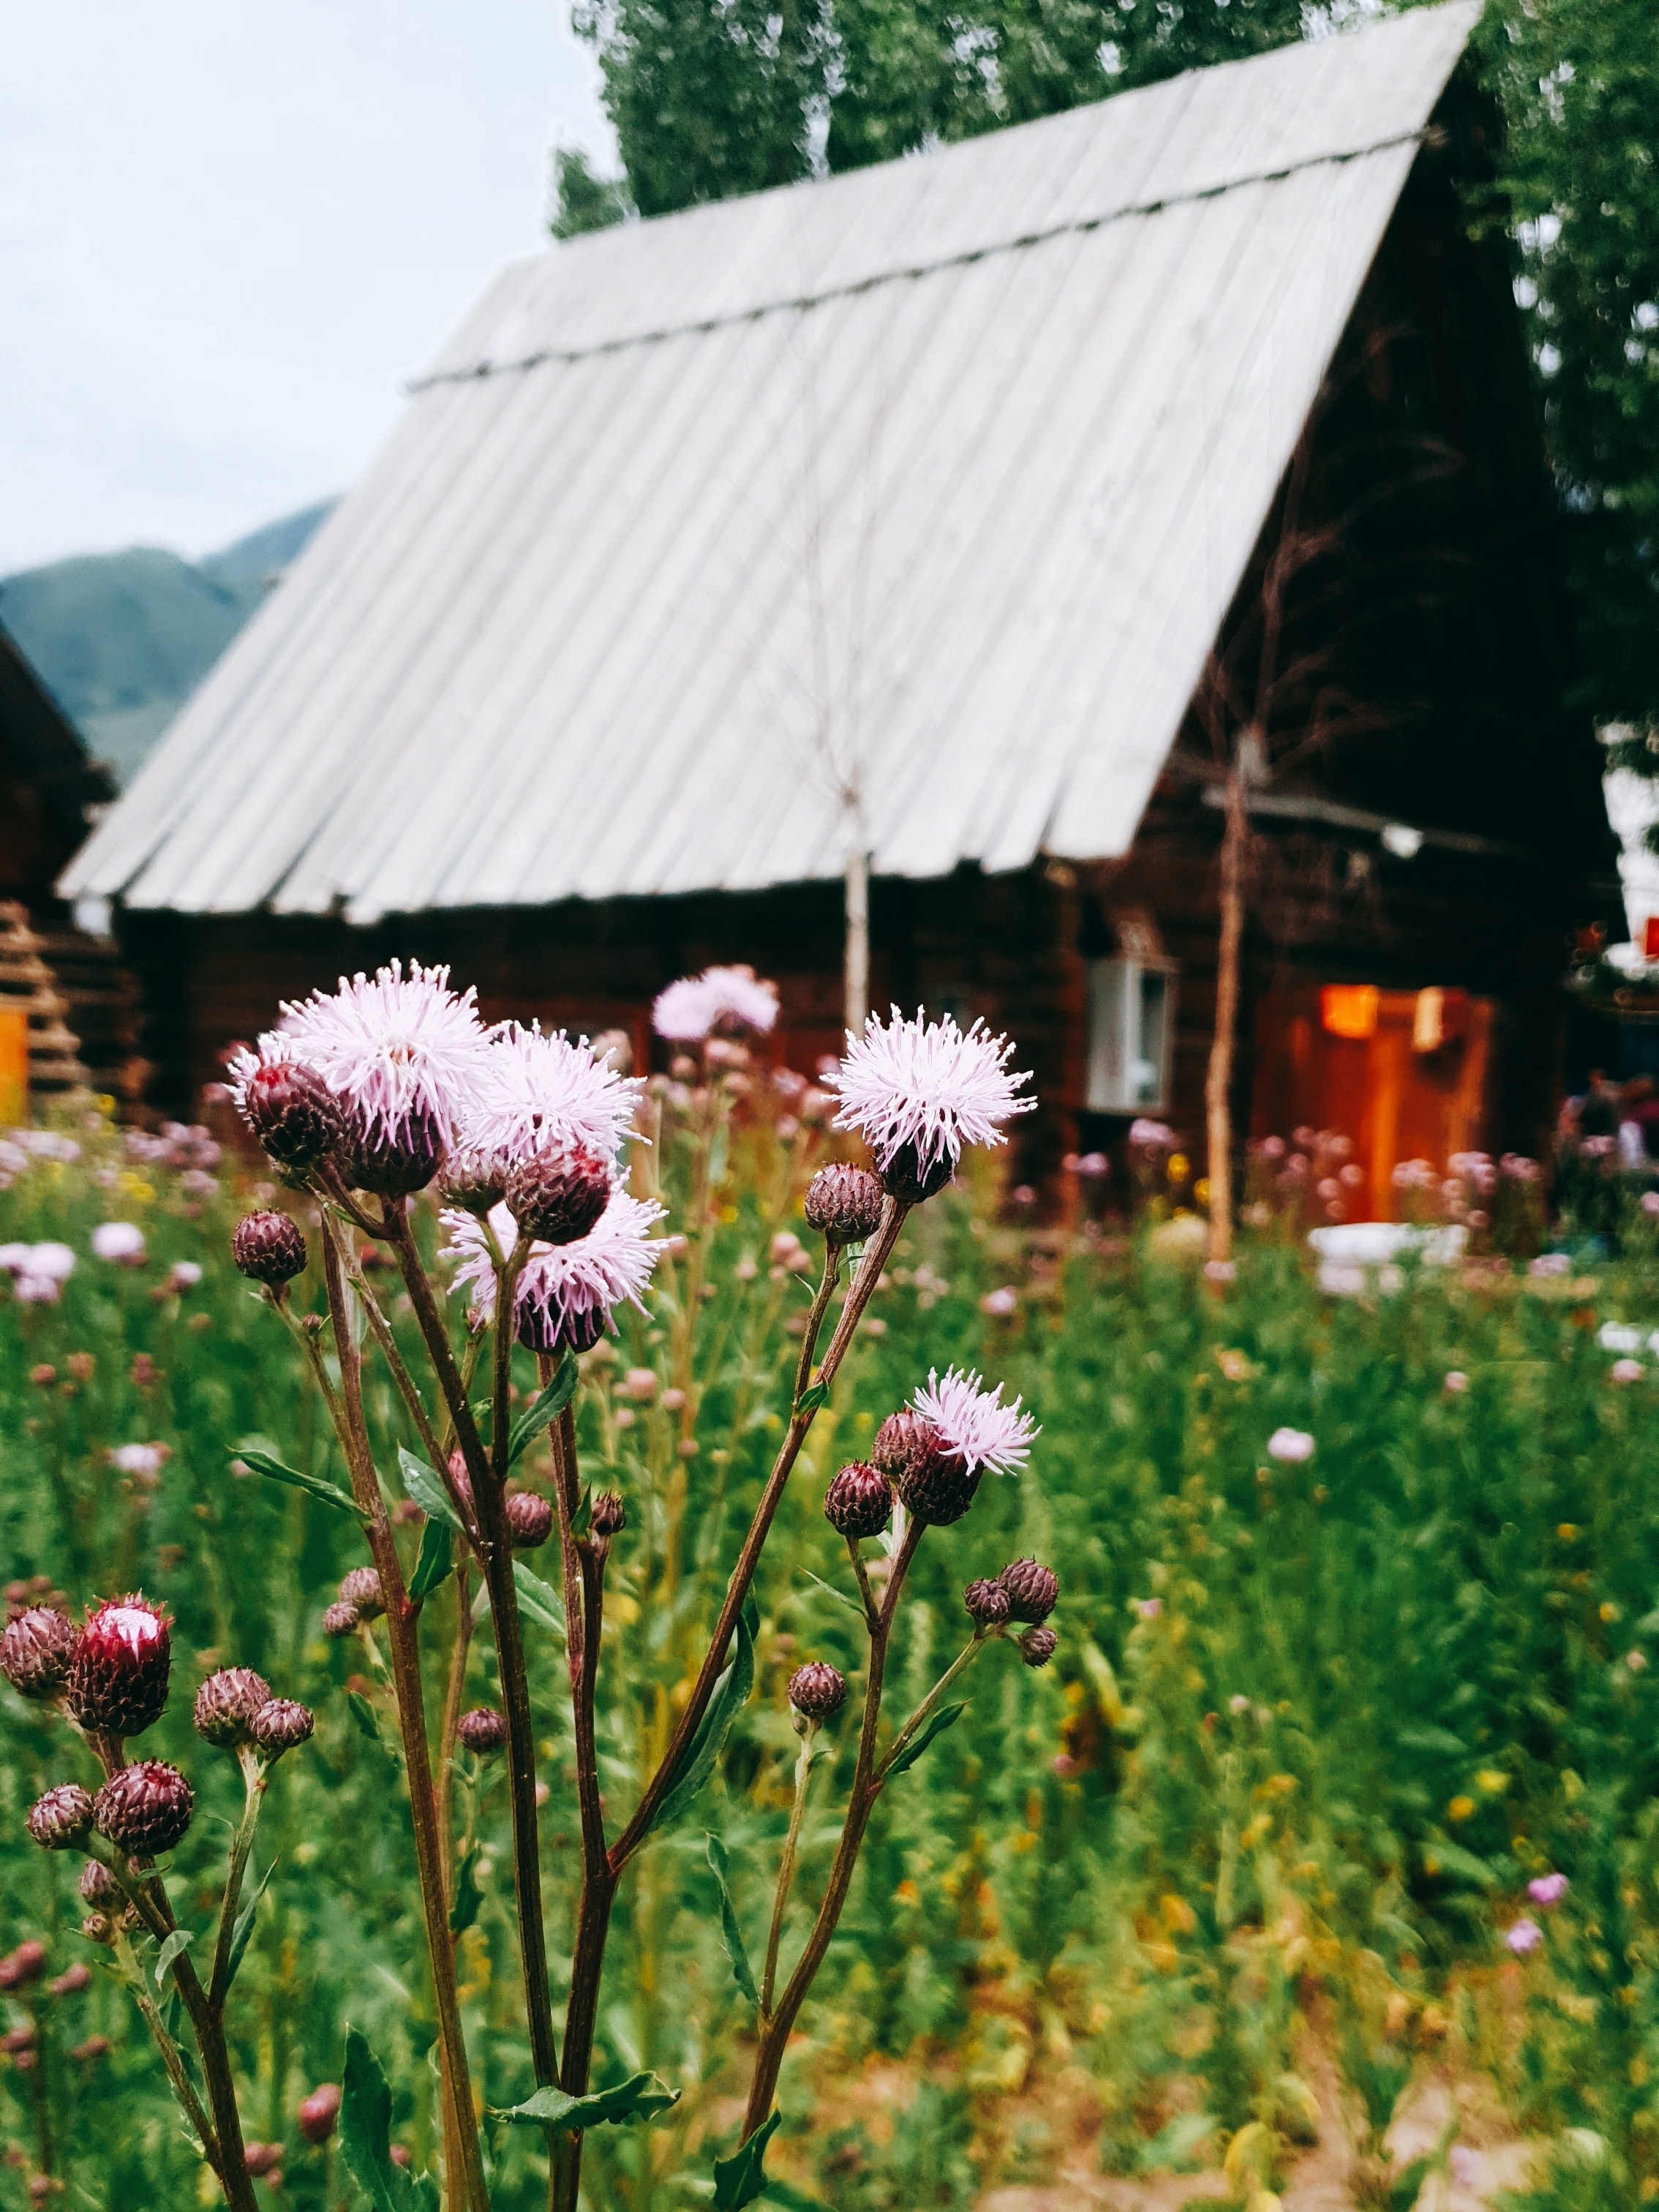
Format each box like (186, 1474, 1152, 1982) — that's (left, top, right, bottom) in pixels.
(549, 145, 636, 237)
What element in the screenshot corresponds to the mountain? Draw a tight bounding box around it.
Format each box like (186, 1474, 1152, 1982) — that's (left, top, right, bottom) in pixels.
(0, 501, 335, 787)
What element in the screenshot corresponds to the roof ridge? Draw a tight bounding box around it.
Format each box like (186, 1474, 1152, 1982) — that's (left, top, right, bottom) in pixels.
(408, 124, 1429, 394)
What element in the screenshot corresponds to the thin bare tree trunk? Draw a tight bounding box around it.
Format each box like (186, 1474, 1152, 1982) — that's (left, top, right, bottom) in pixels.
(844, 846, 869, 1035)
(1206, 768, 1248, 1266)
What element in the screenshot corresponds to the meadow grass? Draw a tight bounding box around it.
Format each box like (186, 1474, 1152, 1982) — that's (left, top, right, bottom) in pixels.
(1, 1108, 1657, 2208)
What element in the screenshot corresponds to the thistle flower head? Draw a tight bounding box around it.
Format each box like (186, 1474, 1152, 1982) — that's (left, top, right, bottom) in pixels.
(298, 2085, 342, 2145)
(998, 1557, 1058, 1625)
(1, 1607, 77, 1702)
(909, 1368, 1037, 1478)
(321, 1600, 360, 1639)
(193, 1667, 272, 1749)
(249, 1698, 314, 1756)
(803, 1164, 884, 1246)
(787, 1662, 847, 1720)
(227, 1053, 344, 1173)
(443, 1192, 663, 1356)
(78, 1861, 116, 1908)
(231, 1210, 308, 1287)
(274, 960, 492, 1154)
(93, 1761, 193, 1855)
(338, 1568, 384, 1621)
(963, 1578, 1012, 1629)
(591, 1491, 627, 1539)
(26, 1786, 95, 1851)
(505, 1142, 613, 1246)
(1020, 1626, 1058, 1669)
(67, 1595, 172, 1738)
(505, 1491, 554, 1549)
(831, 1008, 1034, 1198)
(652, 966, 779, 1043)
(458, 1708, 505, 1755)
(823, 1462, 893, 1540)
(458, 1023, 642, 1168)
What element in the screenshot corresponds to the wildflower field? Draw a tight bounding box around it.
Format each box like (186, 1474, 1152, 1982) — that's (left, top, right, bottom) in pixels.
(3, 1088, 1659, 2211)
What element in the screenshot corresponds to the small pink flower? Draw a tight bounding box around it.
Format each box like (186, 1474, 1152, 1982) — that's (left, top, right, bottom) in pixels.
(1611, 1358, 1645, 1385)
(1135, 1597, 1162, 1620)
(1444, 1370, 1470, 1394)
(832, 1009, 1034, 1186)
(1628, 1649, 1648, 1673)
(652, 966, 778, 1042)
(167, 1262, 203, 1293)
(263, 959, 492, 1151)
(979, 1287, 1017, 1317)
(1203, 1260, 1236, 1284)
(460, 1023, 642, 1166)
(1266, 1427, 1315, 1463)
(1527, 1873, 1568, 1906)
(91, 1222, 146, 1265)
(909, 1367, 1038, 1476)
(1644, 1191, 1659, 1219)
(1505, 1916, 1543, 1955)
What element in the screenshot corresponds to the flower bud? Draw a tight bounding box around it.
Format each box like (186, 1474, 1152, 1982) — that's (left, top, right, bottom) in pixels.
(515, 1298, 608, 1358)
(240, 1061, 342, 1174)
(249, 1698, 314, 1757)
(72, 2035, 110, 2061)
(78, 1861, 116, 1908)
(1020, 1626, 1058, 1669)
(244, 2144, 283, 2178)
(998, 1559, 1058, 1625)
(322, 1601, 361, 1638)
(505, 1491, 553, 1549)
(297, 2083, 342, 2145)
(823, 1462, 893, 1540)
(1, 1607, 78, 1701)
(93, 1761, 194, 1855)
(80, 1917, 113, 1948)
(437, 1145, 509, 1217)
(338, 1568, 384, 1622)
(231, 1211, 307, 1286)
(26, 1786, 94, 1851)
(50, 1963, 92, 1998)
(505, 1143, 612, 1247)
(193, 1667, 273, 1749)
(340, 1110, 444, 1199)
(591, 1492, 626, 1540)
(67, 1595, 171, 1737)
(458, 1708, 505, 1755)
(0, 1942, 46, 1989)
(803, 1165, 884, 1247)
(873, 1412, 978, 1526)
(963, 1579, 1011, 1629)
(787, 1662, 847, 1720)
(876, 1140, 955, 1206)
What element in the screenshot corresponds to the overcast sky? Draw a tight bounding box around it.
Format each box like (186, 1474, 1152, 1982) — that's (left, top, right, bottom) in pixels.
(1, 1, 610, 574)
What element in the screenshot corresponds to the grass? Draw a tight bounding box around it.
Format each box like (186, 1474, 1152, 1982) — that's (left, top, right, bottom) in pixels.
(2, 1102, 1658, 2207)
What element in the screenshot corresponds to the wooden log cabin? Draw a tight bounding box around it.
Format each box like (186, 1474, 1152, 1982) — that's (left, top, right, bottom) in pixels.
(0, 624, 145, 1116)
(61, 3, 1614, 1209)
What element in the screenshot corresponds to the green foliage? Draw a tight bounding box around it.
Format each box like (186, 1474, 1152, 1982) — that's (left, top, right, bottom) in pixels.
(490, 2069, 680, 2130)
(340, 2028, 439, 2210)
(549, 144, 637, 238)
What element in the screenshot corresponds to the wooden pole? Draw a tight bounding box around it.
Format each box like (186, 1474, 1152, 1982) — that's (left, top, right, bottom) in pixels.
(1206, 767, 1248, 1266)
(844, 846, 869, 1037)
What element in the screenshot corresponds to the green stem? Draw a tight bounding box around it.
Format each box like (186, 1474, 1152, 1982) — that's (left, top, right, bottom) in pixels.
(760, 1724, 820, 2019)
(210, 1749, 266, 2007)
(110, 1926, 219, 2169)
(875, 1633, 993, 1786)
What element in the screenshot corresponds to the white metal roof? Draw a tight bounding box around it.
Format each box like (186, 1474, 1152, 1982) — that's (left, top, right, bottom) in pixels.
(65, 1, 1481, 920)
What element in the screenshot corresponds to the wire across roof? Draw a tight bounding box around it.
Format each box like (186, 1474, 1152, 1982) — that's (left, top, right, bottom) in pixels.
(64, 0, 1481, 921)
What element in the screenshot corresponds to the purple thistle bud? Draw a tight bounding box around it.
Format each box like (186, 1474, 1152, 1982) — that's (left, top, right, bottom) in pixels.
(823, 1462, 893, 1540)
(26, 1786, 95, 1851)
(873, 1410, 979, 1526)
(298, 2083, 342, 2145)
(66, 1595, 171, 1737)
(457, 1707, 506, 1755)
(591, 1491, 626, 1540)
(192, 1667, 273, 1749)
(516, 1298, 608, 1358)
(876, 1140, 956, 1205)
(231, 1211, 308, 1287)
(505, 1141, 613, 1248)
(1, 1607, 78, 1701)
(238, 1061, 342, 1174)
(340, 1108, 446, 1199)
(50, 1963, 91, 1997)
(78, 1861, 116, 1908)
(505, 1491, 554, 1549)
(0, 1942, 46, 1989)
(249, 1698, 314, 1756)
(998, 1559, 1058, 1625)
(437, 1145, 510, 1217)
(1020, 1627, 1058, 1669)
(322, 1600, 361, 1639)
(80, 1917, 113, 1948)
(788, 1662, 848, 1720)
(870, 1410, 941, 1481)
(802, 1165, 885, 1246)
(93, 1761, 194, 1855)
(338, 1568, 384, 1621)
(963, 1579, 1012, 1629)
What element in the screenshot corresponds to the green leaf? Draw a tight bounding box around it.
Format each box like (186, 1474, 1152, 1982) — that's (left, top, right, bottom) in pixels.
(449, 1846, 484, 1936)
(761, 2181, 827, 2210)
(794, 1380, 830, 1417)
(396, 1447, 464, 1532)
(340, 2026, 435, 2211)
(650, 1596, 759, 1835)
(490, 2070, 680, 2133)
(512, 1562, 566, 1636)
(884, 1701, 968, 1783)
(409, 1518, 454, 1602)
(800, 1569, 862, 1614)
(154, 1928, 193, 1989)
(225, 1859, 278, 1993)
(713, 2109, 782, 2209)
(1396, 1723, 1467, 1758)
(705, 1834, 759, 2009)
(508, 1353, 578, 1465)
(347, 1693, 385, 1745)
(235, 1445, 366, 1521)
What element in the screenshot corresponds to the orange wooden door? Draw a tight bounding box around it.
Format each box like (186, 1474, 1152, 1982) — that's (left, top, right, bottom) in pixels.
(1249, 985, 1494, 1219)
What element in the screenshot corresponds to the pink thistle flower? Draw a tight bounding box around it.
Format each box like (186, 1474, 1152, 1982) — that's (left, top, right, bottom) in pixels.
(260, 960, 492, 1151)
(979, 1286, 1018, 1317)
(1266, 1427, 1315, 1463)
(1611, 1358, 1645, 1385)
(91, 1222, 146, 1265)
(1644, 1191, 1659, 1219)
(108, 1443, 171, 1480)
(831, 1009, 1034, 1199)
(1505, 1916, 1543, 1955)
(458, 1023, 643, 1167)
(1135, 1596, 1162, 1620)
(443, 1192, 663, 1355)
(1444, 1370, 1470, 1393)
(652, 966, 778, 1043)
(1528, 1873, 1568, 1906)
(908, 1367, 1038, 1477)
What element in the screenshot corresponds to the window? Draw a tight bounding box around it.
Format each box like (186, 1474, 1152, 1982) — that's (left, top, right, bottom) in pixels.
(1086, 958, 1175, 1113)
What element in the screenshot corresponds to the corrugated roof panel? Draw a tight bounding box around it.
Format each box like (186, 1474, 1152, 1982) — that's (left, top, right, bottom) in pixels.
(64, 1, 1482, 917)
